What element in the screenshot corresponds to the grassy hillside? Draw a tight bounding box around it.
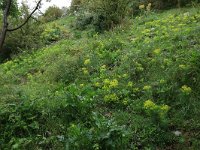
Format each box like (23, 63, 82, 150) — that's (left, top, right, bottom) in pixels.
(0, 7, 200, 149)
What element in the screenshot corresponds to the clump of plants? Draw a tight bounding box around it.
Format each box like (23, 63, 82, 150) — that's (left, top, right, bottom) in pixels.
(74, 0, 130, 32)
(42, 6, 63, 22)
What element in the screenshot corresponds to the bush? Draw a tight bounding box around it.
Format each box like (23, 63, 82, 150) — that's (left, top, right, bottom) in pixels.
(43, 6, 63, 22)
(70, 0, 84, 12)
(4, 22, 44, 55)
(91, 0, 129, 29)
(41, 23, 69, 44)
(74, 0, 130, 32)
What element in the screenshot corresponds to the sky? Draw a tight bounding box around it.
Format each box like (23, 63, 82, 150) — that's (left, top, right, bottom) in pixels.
(17, 0, 72, 12)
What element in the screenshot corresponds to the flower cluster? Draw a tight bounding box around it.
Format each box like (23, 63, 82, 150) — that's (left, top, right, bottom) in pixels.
(103, 79, 119, 89)
(84, 59, 91, 65)
(104, 93, 119, 102)
(143, 85, 151, 91)
(144, 100, 156, 110)
(82, 67, 89, 75)
(144, 100, 170, 118)
(153, 48, 161, 55)
(100, 65, 106, 72)
(135, 62, 144, 72)
(181, 85, 192, 95)
(127, 81, 133, 87)
(179, 64, 188, 70)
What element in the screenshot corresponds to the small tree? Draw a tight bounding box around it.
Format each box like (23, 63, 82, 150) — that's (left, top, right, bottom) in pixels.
(43, 5, 63, 22)
(71, 0, 83, 11)
(74, 0, 129, 31)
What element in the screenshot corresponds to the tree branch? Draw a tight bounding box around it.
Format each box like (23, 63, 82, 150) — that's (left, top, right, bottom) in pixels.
(31, 16, 41, 23)
(7, 0, 42, 32)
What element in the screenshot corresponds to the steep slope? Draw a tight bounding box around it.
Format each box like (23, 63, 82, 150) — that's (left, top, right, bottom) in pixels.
(0, 7, 200, 149)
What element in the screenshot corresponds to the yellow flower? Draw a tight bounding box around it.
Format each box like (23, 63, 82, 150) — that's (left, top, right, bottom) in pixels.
(179, 64, 188, 70)
(139, 4, 145, 9)
(82, 68, 89, 75)
(133, 88, 139, 92)
(160, 105, 170, 117)
(84, 59, 91, 65)
(84, 70, 89, 74)
(109, 79, 118, 88)
(123, 98, 129, 105)
(100, 65, 106, 72)
(144, 100, 156, 109)
(101, 65, 106, 69)
(136, 67, 144, 72)
(164, 59, 172, 66)
(80, 84, 84, 87)
(103, 79, 110, 85)
(127, 81, 133, 87)
(161, 105, 170, 112)
(181, 85, 192, 95)
(159, 79, 166, 84)
(94, 82, 100, 87)
(122, 74, 128, 78)
(104, 93, 119, 102)
(71, 123, 76, 128)
(143, 85, 151, 90)
(153, 48, 161, 55)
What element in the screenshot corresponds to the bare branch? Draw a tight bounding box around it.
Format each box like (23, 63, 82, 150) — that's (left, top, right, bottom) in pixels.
(7, 0, 42, 32)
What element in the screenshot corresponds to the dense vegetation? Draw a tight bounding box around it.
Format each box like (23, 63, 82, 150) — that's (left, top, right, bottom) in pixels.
(0, 0, 200, 149)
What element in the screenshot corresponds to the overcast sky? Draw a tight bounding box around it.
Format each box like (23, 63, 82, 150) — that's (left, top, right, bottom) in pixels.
(17, 0, 72, 12)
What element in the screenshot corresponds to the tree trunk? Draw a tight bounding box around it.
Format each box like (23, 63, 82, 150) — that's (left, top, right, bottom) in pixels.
(177, 0, 181, 8)
(0, 23, 8, 52)
(0, 0, 12, 52)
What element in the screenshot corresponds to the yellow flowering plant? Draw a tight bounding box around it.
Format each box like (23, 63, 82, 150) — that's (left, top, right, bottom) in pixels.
(127, 81, 133, 87)
(82, 68, 89, 75)
(143, 100, 170, 123)
(104, 93, 119, 102)
(109, 79, 118, 88)
(84, 59, 91, 65)
(153, 48, 161, 55)
(143, 85, 151, 91)
(181, 85, 192, 95)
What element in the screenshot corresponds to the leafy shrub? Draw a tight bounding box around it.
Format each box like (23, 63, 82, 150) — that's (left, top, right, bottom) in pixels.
(74, 10, 94, 30)
(44, 55, 81, 84)
(41, 23, 69, 44)
(4, 22, 44, 56)
(1, 2, 44, 58)
(43, 6, 63, 22)
(67, 113, 130, 149)
(74, 0, 130, 32)
(70, 0, 85, 12)
(91, 0, 129, 31)
(143, 100, 170, 124)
